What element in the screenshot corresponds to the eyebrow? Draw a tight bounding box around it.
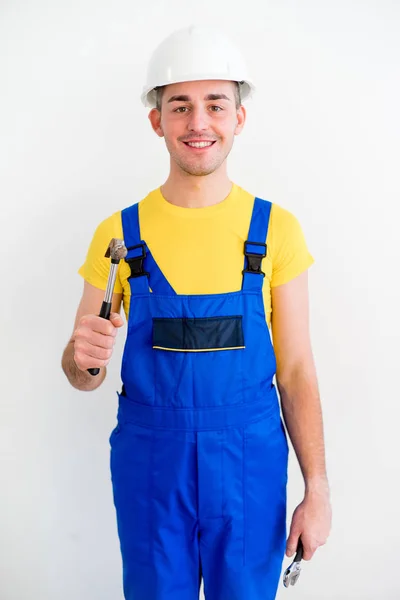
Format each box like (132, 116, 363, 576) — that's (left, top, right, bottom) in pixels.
(167, 93, 231, 103)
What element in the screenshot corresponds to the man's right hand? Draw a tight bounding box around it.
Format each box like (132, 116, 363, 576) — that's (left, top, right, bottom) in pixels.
(73, 312, 124, 372)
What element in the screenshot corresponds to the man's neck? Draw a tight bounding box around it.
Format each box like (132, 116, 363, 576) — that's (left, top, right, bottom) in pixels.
(160, 165, 233, 209)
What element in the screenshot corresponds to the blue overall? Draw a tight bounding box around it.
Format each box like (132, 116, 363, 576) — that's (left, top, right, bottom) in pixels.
(109, 197, 289, 600)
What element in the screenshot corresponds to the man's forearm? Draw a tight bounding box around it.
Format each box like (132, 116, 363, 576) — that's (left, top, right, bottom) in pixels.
(277, 363, 329, 495)
(62, 340, 106, 391)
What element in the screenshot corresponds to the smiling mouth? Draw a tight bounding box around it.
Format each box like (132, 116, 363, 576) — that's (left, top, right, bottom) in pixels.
(183, 141, 216, 149)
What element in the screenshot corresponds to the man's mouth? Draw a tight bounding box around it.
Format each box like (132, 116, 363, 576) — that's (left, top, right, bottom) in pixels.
(183, 141, 216, 149)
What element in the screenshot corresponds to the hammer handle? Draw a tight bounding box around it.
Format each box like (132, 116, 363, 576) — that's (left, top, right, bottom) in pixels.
(88, 301, 112, 376)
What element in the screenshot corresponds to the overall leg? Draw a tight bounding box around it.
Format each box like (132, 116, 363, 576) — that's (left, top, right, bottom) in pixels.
(110, 422, 200, 600)
(199, 413, 288, 600)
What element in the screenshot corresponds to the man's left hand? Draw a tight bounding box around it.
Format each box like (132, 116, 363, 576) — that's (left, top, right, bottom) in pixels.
(286, 489, 332, 561)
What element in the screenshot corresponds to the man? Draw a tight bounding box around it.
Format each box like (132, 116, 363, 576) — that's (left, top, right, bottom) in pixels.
(62, 25, 331, 600)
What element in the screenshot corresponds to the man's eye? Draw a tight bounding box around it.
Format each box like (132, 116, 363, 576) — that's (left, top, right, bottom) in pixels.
(209, 105, 223, 112)
(174, 106, 189, 113)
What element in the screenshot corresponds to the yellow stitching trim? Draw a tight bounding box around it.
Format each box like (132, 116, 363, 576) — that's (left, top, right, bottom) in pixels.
(153, 346, 246, 352)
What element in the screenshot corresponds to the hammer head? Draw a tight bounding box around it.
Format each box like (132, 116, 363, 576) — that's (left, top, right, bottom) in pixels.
(104, 238, 128, 261)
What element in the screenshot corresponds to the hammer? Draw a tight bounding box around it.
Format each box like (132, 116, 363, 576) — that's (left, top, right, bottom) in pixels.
(88, 238, 128, 376)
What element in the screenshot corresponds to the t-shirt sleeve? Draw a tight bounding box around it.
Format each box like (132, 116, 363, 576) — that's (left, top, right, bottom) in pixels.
(78, 212, 124, 293)
(269, 204, 314, 288)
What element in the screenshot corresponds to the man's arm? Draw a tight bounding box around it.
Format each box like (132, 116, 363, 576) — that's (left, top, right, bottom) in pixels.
(271, 271, 331, 560)
(61, 281, 123, 391)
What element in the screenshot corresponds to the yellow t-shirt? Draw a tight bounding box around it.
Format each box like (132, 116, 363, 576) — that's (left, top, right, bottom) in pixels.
(78, 184, 314, 327)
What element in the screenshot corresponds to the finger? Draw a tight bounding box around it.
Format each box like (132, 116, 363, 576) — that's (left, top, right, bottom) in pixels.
(110, 312, 124, 328)
(286, 532, 301, 557)
(302, 545, 317, 561)
(74, 352, 109, 371)
(79, 315, 118, 336)
(76, 328, 116, 349)
(300, 537, 321, 561)
(75, 340, 113, 361)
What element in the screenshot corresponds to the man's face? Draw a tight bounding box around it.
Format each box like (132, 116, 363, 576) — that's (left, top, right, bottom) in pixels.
(149, 80, 246, 177)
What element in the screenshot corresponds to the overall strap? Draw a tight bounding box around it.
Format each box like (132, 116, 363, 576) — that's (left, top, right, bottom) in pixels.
(121, 203, 176, 296)
(242, 197, 272, 292)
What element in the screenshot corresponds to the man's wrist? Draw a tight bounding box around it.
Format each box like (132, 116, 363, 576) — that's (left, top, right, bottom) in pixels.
(304, 476, 330, 498)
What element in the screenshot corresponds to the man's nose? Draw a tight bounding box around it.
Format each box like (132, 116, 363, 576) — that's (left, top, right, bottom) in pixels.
(187, 106, 209, 132)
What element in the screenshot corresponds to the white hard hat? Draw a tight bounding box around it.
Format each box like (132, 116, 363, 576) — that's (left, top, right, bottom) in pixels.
(141, 25, 255, 107)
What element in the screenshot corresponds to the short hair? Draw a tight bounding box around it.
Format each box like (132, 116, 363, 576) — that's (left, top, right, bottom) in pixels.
(155, 81, 242, 112)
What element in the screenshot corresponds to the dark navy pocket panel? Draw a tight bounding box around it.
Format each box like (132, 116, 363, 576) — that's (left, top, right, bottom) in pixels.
(153, 316, 245, 352)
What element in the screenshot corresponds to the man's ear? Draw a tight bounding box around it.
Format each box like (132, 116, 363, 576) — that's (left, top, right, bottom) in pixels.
(234, 105, 246, 136)
(148, 109, 164, 137)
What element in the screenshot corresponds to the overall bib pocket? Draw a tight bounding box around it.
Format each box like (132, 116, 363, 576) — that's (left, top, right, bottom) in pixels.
(152, 316, 246, 407)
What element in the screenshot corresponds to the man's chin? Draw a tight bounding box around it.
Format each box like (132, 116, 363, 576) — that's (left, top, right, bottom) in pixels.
(176, 159, 225, 177)
(182, 167, 217, 177)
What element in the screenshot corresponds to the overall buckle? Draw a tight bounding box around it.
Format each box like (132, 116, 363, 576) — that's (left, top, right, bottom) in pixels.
(125, 243, 149, 279)
(243, 241, 267, 276)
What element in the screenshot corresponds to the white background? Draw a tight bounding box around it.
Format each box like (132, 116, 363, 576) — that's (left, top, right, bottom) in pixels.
(1, 1, 399, 599)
